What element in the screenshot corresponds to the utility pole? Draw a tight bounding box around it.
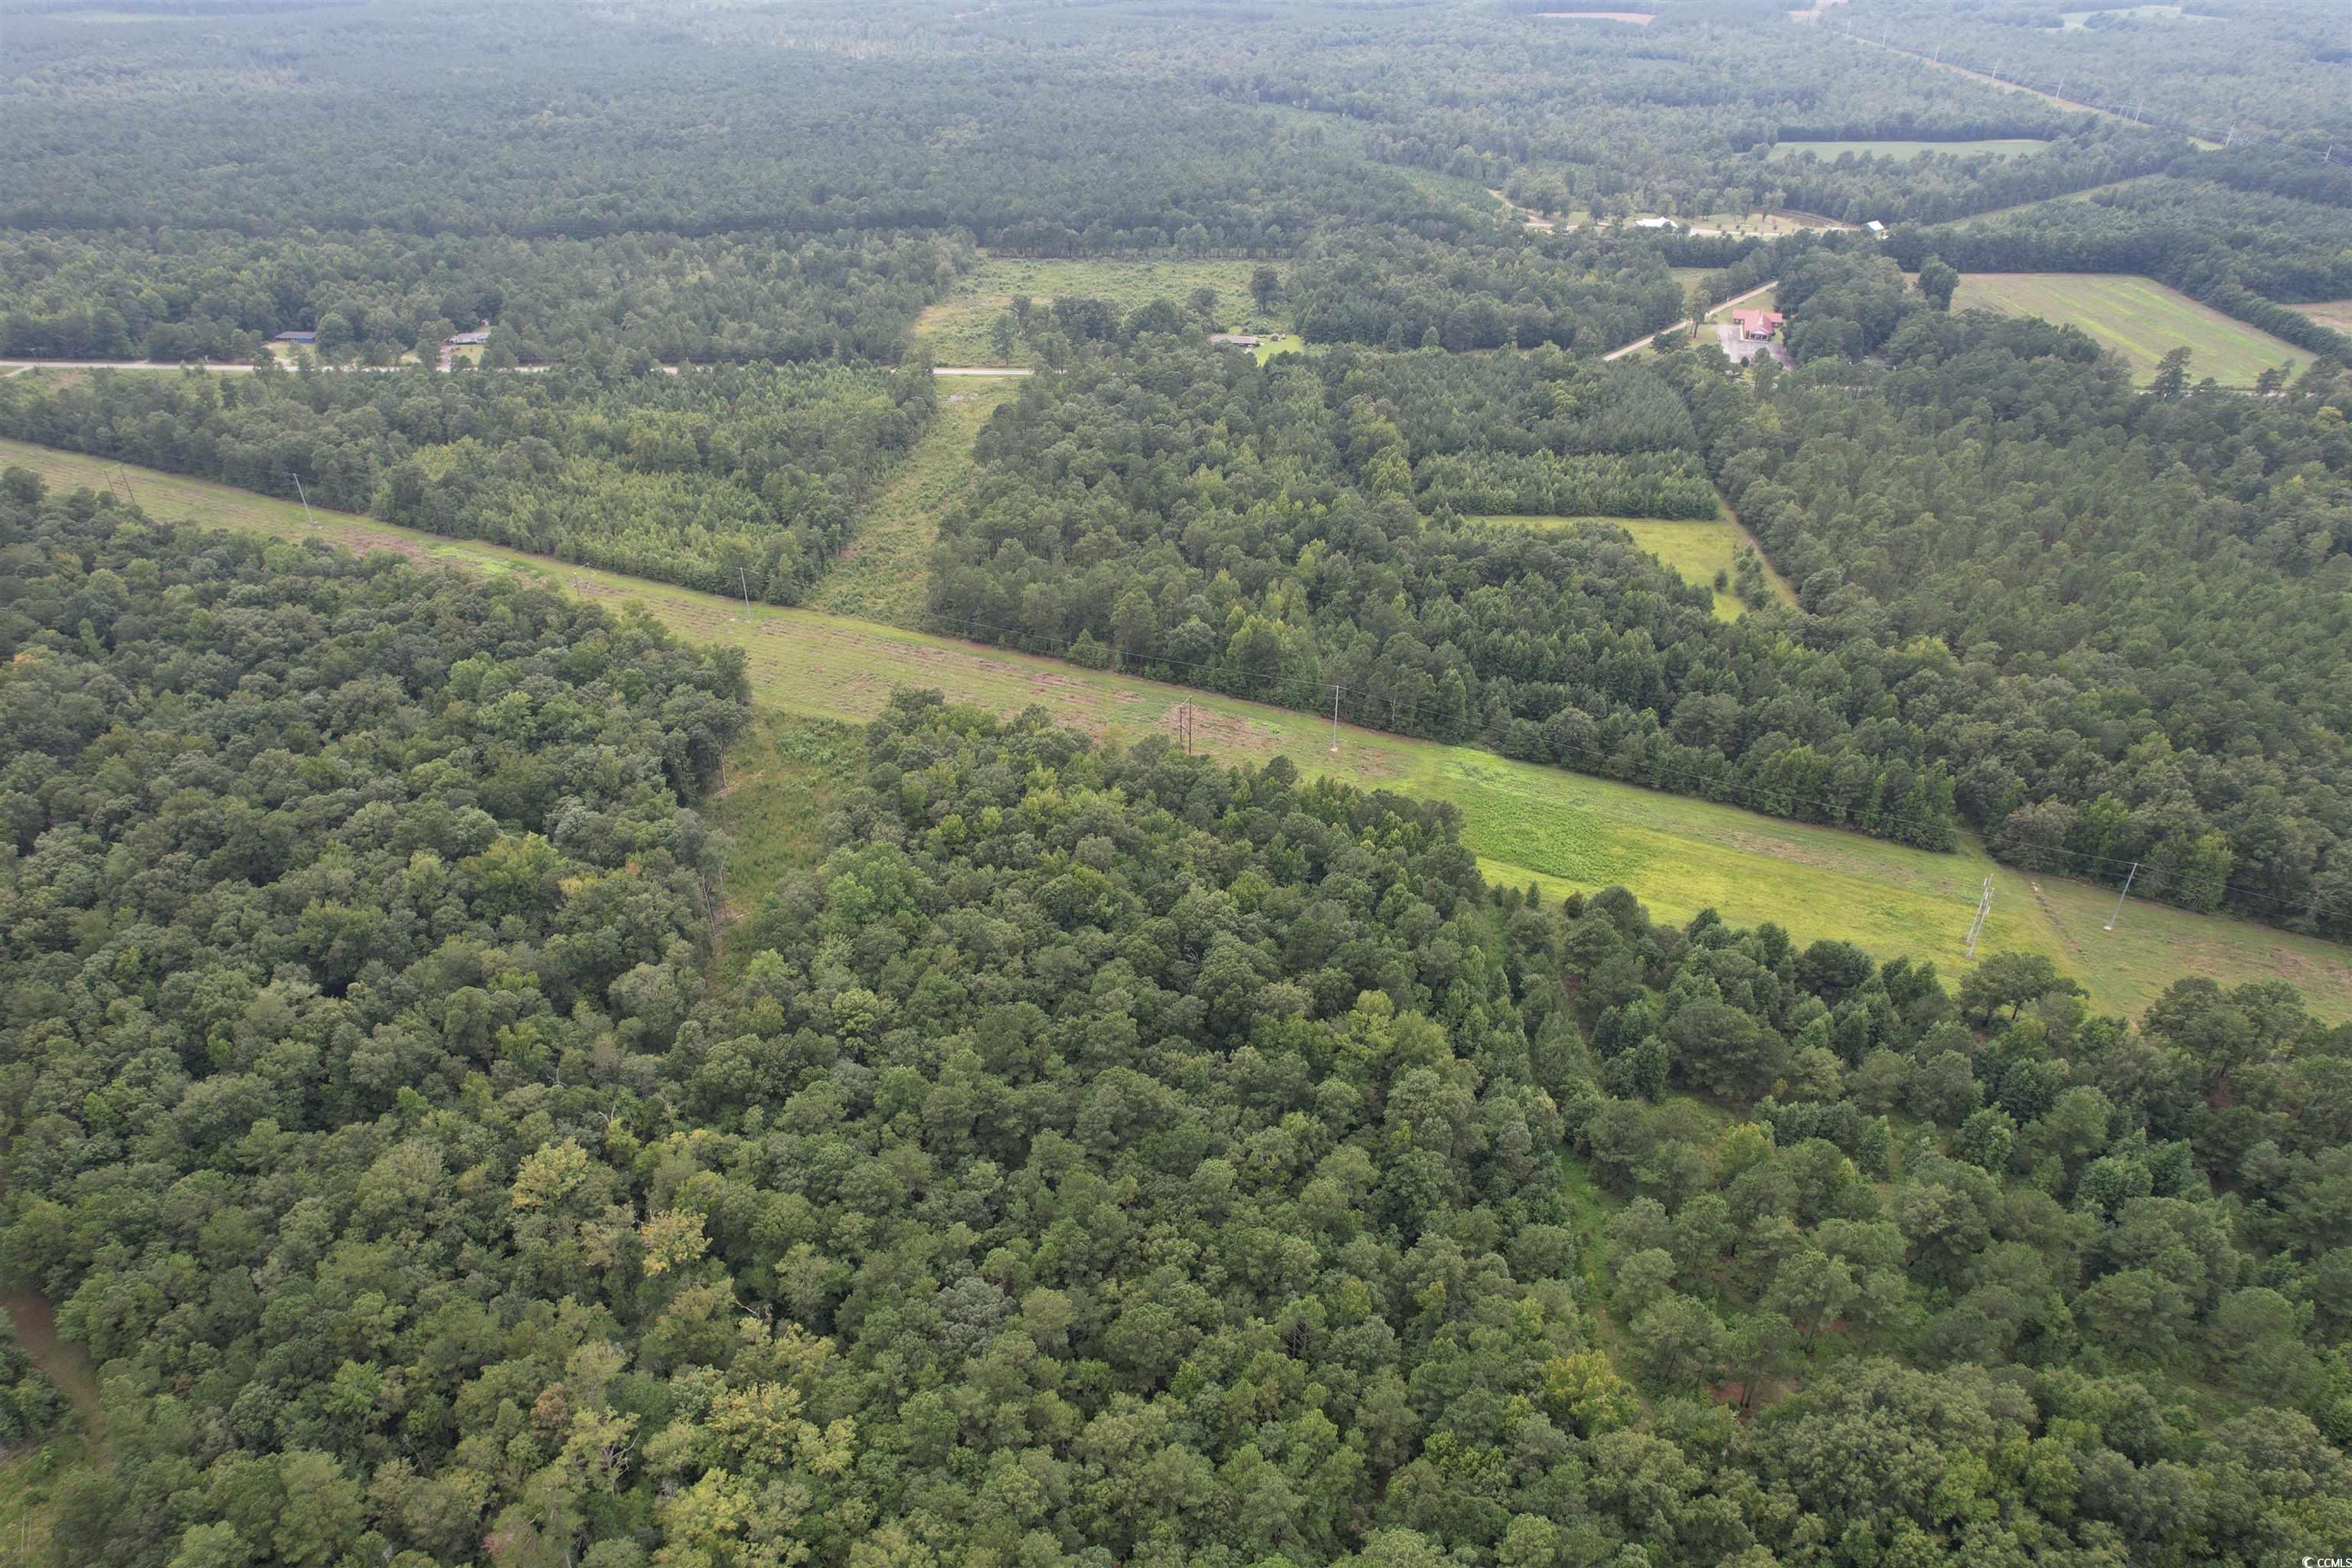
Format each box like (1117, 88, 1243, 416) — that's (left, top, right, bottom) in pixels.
(292, 472, 316, 528)
(116, 466, 136, 508)
(1330, 684, 1342, 753)
(2104, 861, 2139, 932)
(737, 567, 753, 618)
(1964, 876, 1993, 959)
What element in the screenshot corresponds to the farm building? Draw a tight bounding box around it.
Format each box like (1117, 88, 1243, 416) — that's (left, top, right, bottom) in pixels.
(445, 329, 492, 347)
(273, 329, 317, 343)
(1632, 216, 1679, 230)
(1207, 332, 1263, 348)
(1730, 309, 1784, 341)
(1865, 220, 1886, 234)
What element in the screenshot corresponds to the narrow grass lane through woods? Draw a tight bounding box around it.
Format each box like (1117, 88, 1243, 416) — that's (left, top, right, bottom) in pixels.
(4, 436, 2346, 1024)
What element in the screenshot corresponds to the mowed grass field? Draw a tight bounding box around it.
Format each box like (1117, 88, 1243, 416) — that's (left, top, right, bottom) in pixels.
(5, 436, 2347, 1024)
(914, 256, 1276, 364)
(1769, 139, 2050, 161)
(1475, 512, 1797, 620)
(1951, 273, 2314, 387)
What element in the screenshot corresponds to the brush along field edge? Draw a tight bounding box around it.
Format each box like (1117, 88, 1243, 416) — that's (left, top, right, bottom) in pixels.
(5, 436, 2345, 1024)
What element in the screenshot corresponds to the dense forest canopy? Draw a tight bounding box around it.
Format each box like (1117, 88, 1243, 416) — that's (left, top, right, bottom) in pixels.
(0, 358, 939, 602)
(8, 0, 2352, 1562)
(7, 494, 2352, 1566)
(0, 228, 966, 367)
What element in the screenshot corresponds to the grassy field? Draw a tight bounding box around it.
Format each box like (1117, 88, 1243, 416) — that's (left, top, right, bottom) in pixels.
(914, 256, 1276, 364)
(5, 435, 2347, 1024)
(1769, 139, 2050, 161)
(1473, 512, 1795, 620)
(706, 710, 855, 969)
(2295, 301, 2352, 335)
(1950, 273, 2313, 387)
(2053, 4, 2220, 26)
(1708, 286, 1777, 321)
(804, 378, 1018, 625)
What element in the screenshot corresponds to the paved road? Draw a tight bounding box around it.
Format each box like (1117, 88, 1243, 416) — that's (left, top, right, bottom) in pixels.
(1, 358, 1034, 378)
(1603, 279, 1779, 361)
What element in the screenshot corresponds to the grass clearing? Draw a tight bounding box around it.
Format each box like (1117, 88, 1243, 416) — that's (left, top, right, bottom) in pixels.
(1708, 286, 1776, 321)
(2052, 4, 2220, 26)
(915, 256, 1275, 364)
(1474, 511, 1795, 619)
(1951, 273, 2313, 387)
(707, 710, 856, 968)
(2295, 301, 2352, 335)
(805, 379, 1017, 626)
(1938, 173, 2167, 230)
(5, 435, 2347, 1025)
(1251, 333, 1308, 362)
(1769, 139, 2050, 161)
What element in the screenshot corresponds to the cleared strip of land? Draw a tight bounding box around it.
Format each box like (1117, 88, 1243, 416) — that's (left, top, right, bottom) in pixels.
(5, 436, 2345, 1024)
(1768, 138, 2049, 161)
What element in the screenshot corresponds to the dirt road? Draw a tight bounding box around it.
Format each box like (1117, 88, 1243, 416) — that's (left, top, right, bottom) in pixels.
(1604, 279, 1779, 361)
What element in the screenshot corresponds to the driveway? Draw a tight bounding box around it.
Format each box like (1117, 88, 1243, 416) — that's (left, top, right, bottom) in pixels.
(1715, 322, 1793, 368)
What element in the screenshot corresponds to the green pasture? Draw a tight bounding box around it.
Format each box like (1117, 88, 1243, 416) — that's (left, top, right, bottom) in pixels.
(1951, 272, 2313, 387)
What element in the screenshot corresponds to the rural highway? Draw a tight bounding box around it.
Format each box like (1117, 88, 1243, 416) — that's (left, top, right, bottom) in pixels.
(0, 359, 1035, 377)
(1604, 279, 1779, 361)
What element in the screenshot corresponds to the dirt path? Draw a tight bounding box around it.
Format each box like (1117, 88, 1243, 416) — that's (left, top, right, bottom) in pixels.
(1838, 33, 2220, 148)
(1606, 280, 1778, 361)
(805, 380, 1019, 624)
(1, 1294, 104, 1445)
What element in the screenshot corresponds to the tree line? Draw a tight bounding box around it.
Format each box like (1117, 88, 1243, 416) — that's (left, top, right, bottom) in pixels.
(927, 337, 1962, 849)
(0, 228, 965, 368)
(0, 358, 938, 603)
(1710, 263, 2352, 933)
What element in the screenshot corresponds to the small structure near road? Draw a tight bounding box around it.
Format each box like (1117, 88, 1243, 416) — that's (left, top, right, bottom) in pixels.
(445, 328, 492, 348)
(1632, 216, 1679, 230)
(1730, 309, 1785, 341)
(273, 329, 317, 344)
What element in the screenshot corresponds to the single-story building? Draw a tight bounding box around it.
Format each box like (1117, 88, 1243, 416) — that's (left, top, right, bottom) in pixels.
(1864, 220, 1886, 234)
(445, 329, 492, 347)
(1730, 309, 1785, 341)
(273, 329, 317, 343)
(1207, 332, 1263, 348)
(1632, 216, 1679, 230)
